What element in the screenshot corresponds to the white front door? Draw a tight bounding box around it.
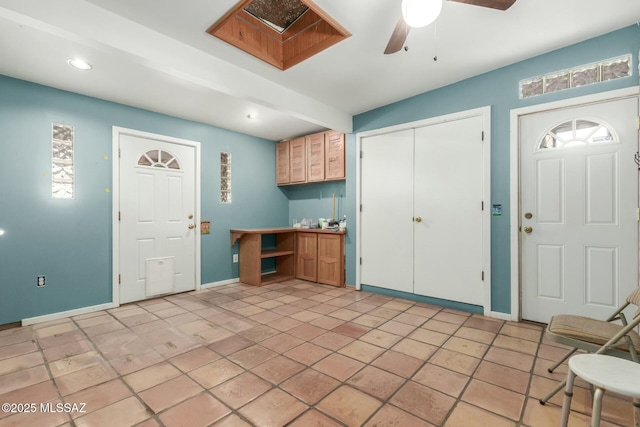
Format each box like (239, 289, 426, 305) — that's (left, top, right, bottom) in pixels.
(413, 116, 485, 305)
(118, 131, 198, 304)
(520, 97, 638, 323)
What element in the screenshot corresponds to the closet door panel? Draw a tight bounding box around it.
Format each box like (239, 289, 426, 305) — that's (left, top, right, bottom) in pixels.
(413, 116, 484, 305)
(360, 129, 414, 293)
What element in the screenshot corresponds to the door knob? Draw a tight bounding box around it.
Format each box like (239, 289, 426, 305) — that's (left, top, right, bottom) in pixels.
(415, 217, 422, 223)
(188, 224, 195, 230)
(524, 226, 533, 233)
(524, 212, 533, 219)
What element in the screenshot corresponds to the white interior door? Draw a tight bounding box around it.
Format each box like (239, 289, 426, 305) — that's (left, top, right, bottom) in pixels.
(520, 97, 638, 323)
(414, 116, 485, 305)
(119, 133, 198, 304)
(360, 110, 489, 309)
(360, 129, 415, 293)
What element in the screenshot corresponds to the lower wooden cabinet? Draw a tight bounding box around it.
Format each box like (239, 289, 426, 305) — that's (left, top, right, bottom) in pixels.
(231, 228, 345, 288)
(296, 231, 344, 287)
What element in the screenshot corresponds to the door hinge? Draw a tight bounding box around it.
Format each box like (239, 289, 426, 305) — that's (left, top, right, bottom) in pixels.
(481, 201, 484, 211)
(481, 271, 485, 281)
(360, 151, 363, 159)
(360, 204, 363, 212)
(118, 147, 121, 158)
(637, 207, 640, 222)
(359, 257, 362, 265)
(118, 274, 121, 285)
(118, 211, 121, 221)
(481, 131, 485, 141)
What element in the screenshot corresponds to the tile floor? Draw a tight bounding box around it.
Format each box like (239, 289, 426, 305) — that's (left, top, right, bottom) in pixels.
(0, 280, 634, 427)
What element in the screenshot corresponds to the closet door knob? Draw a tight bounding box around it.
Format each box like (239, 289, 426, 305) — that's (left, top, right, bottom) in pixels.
(415, 217, 422, 223)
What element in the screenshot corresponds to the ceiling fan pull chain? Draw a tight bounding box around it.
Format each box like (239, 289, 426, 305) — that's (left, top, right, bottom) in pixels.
(433, 21, 438, 61)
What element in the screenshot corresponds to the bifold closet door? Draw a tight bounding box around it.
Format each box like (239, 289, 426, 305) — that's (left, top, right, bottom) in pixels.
(413, 116, 484, 305)
(360, 129, 414, 293)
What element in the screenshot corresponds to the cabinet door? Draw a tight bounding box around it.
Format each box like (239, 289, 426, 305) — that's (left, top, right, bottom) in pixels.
(296, 233, 317, 281)
(290, 137, 306, 183)
(317, 234, 344, 287)
(306, 132, 325, 182)
(325, 131, 345, 180)
(276, 141, 290, 185)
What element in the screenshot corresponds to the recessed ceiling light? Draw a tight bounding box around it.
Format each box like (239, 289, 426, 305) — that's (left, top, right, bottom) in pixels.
(0, 229, 5, 236)
(67, 58, 93, 70)
(247, 113, 257, 119)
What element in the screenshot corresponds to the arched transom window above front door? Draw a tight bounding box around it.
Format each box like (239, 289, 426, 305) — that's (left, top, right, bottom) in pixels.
(538, 119, 617, 150)
(137, 149, 181, 170)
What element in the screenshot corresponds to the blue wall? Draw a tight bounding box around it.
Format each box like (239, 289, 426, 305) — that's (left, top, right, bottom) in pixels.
(351, 25, 640, 314)
(0, 76, 288, 324)
(1, 25, 638, 324)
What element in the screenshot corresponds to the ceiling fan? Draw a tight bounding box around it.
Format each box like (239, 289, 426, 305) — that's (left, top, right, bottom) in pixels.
(384, 0, 516, 54)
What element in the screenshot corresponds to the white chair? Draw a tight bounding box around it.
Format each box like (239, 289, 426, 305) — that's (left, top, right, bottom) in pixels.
(560, 354, 640, 427)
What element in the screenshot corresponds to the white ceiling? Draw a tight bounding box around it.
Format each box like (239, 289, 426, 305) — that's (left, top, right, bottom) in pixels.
(0, 0, 638, 141)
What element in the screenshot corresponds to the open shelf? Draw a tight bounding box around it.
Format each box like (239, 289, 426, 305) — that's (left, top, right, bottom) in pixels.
(261, 249, 295, 258)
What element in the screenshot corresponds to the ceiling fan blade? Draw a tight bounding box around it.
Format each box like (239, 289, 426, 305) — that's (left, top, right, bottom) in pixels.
(449, 0, 516, 10)
(384, 17, 410, 54)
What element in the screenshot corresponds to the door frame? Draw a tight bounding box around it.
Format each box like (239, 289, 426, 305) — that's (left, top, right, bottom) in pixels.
(509, 86, 639, 321)
(356, 106, 492, 316)
(111, 126, 202, 307)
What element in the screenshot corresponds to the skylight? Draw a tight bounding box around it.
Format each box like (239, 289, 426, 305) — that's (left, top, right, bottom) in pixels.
(243, 0, 309, 33)
(207, 0, 350, 70)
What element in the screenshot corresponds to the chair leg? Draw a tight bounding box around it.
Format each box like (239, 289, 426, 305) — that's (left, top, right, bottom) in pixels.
(560, 370, 576, 427)
(548, 348, 578, 373)
(633, 398, 640, 427)
(591, 387, 604, 427)
(540, 379, 566, 405)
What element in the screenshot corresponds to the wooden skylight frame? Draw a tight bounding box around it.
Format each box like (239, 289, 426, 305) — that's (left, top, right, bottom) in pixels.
(207, 0, 351, 70)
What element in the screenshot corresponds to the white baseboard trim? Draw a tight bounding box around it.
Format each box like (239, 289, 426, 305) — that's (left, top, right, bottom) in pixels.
(201, 278, 240, 289)
(22, 302, 116, 326)
(489, 311, 516, 322)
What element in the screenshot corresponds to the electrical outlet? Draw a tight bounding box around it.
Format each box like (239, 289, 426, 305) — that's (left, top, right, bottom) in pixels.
(37, 275, 46, 287)
(233, 254, 238, 263)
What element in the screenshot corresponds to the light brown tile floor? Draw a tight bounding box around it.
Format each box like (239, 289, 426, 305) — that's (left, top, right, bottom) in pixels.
(0, 280, 634, 427)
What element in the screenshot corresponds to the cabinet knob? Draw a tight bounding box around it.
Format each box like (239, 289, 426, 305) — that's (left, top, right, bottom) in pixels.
(415, 217, 422, 223)
(188, 224, 195, 230)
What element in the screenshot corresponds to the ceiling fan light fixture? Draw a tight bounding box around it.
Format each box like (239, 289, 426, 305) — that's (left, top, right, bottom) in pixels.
(401, 0, 443, 28)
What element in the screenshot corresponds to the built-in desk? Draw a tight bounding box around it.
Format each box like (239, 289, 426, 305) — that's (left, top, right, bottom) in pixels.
(230, 228, 345, 287)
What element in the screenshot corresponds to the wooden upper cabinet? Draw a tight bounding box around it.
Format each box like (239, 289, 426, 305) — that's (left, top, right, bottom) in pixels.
(290, 137, 306, 183)
(325, 130, 346, 180)
(306, 132, 326, 182)
(276, 131, 345, 186)
(276, 141, 290, 185)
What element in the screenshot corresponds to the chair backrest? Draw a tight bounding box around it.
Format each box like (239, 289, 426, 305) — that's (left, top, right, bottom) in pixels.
(626, 287, 640, 318)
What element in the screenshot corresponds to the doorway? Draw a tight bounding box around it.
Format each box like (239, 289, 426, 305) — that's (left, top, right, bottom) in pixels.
(112, 127, 201, 305)
(512, 89, 639, 323)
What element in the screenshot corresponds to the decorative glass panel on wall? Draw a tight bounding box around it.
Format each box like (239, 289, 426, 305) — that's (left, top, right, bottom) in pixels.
(52, 123, 74, 199)
(520, 54, 631, 99)
(220, 152, 232, 203)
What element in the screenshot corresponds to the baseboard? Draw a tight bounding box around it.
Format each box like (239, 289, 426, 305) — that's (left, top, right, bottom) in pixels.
(489, 311, 516, 321)
(22, 302, 116, 326)
(200, 278, 240, 289)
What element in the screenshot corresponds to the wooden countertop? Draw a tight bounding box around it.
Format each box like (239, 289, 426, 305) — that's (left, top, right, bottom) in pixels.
(230, 227, 346, 246)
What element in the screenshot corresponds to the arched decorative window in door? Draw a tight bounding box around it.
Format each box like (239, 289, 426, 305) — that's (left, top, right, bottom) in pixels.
(538, 119, 617, 150)
(137, 149, 181, 170)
